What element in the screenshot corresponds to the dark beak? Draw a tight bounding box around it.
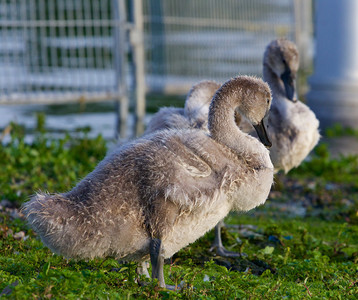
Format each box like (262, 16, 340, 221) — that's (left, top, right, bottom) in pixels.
(280, 68, 296, 102)
(253, 119, 272, 148)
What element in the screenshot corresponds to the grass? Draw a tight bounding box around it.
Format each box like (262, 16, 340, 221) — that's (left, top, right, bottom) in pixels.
(29, 92, 186, 117)
(0, 115, 357, 299)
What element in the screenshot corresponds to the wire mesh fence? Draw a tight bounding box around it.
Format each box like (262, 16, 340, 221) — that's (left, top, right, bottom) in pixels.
(0, 0, 129, 104)
(0, 0, 312, 136)
(143, 0, 306, 93)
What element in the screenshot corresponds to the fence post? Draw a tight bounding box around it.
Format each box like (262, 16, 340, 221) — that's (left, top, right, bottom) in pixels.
(130, 0, 146, 136)
(113, 0, 129, 139)
(293, 0, 313, 71)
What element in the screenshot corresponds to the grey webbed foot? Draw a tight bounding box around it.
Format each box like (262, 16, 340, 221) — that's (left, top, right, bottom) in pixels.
(210, 244, 244, 257)
(210, 221, 245, 258)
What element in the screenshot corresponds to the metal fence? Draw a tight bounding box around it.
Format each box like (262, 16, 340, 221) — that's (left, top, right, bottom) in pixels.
(143, 0, 312, 94)
(0, 0, 312, 136)
(0, 0, 131, 105)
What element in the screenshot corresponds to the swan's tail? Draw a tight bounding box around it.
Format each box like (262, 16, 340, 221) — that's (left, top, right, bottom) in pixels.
(22, 192, 111, 259)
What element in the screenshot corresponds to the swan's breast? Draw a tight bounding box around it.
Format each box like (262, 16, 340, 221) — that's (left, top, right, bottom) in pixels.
(268, 100, 320, 172)
(162, 192, 232, 258)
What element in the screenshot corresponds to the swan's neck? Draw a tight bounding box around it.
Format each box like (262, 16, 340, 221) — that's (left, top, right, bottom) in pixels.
(263, 63, 292, 119)
(263, 63, 294, 124)
(208, 90, 261, 156)
(263, 64, 286, 101)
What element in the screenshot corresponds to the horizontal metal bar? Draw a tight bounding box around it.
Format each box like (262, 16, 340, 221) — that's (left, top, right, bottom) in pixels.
(0, 19, 135, 29)
(0, 91, 123, 105)
(142, 15, 291, 32)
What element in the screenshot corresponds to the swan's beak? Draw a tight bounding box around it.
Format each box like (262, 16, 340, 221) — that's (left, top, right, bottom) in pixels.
(280, 68, 296, 102)
(253, 120, 272, 148)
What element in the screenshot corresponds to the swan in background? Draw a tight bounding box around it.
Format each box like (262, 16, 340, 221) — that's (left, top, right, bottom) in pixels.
(145, 80, 221, 134)
(263, 38, 320, 173)
(23, 75, 274, 289)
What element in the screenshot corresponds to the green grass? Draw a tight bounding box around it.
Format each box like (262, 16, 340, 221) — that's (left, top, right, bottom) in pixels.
(0, 116, 357, 299)
(29, 93, 186, 116)
(0, 115, 107, 205)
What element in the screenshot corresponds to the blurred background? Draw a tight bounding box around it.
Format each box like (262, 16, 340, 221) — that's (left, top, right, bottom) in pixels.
(3, 0, 357, 156)
(0, 0, 314, 141)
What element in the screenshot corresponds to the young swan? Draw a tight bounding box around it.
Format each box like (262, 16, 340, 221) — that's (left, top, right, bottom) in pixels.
(23, 76, 273, 289)
(144, 80, 221, 134)
(263, 39, 320, 173)
(145, 81, 242, 258)
(184, 40, 320, 256)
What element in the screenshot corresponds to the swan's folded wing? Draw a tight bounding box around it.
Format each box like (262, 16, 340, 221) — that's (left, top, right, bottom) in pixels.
(149, 133, 239, 210)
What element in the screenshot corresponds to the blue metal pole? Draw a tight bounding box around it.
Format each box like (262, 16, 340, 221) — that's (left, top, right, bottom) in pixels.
(307, 0, 358, 129)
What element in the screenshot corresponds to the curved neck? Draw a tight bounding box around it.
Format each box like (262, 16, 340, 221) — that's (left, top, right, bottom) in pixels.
(263, 63, 286, 100)
(208, 88, 257, 155)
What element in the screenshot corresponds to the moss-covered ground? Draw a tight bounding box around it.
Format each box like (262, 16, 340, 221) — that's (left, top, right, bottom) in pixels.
(0, 115, 357, 299)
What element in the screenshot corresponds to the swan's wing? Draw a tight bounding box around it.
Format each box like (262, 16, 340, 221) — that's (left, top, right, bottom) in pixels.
(269, 101, 319, 146)
(286, 102, 320, 161)
(145, 131, 240, 210)
(145, 107, 188, 134)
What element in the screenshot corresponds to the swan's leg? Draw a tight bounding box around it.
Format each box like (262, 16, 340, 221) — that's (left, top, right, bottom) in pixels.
(210, 220, 242, 257)
(136, 261, 150, 278)
(150, 238, 165, 288)
(150, 238, 179, 290)
(136, 261, 150, 287)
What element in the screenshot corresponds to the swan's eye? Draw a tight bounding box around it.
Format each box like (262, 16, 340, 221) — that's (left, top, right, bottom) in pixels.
(267, 98, 270, 104)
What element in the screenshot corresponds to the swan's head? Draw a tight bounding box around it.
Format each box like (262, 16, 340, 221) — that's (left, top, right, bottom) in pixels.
(219, 76, 272, 148)
(185, 80, 221, 118)
(263, 39, 299, 102)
